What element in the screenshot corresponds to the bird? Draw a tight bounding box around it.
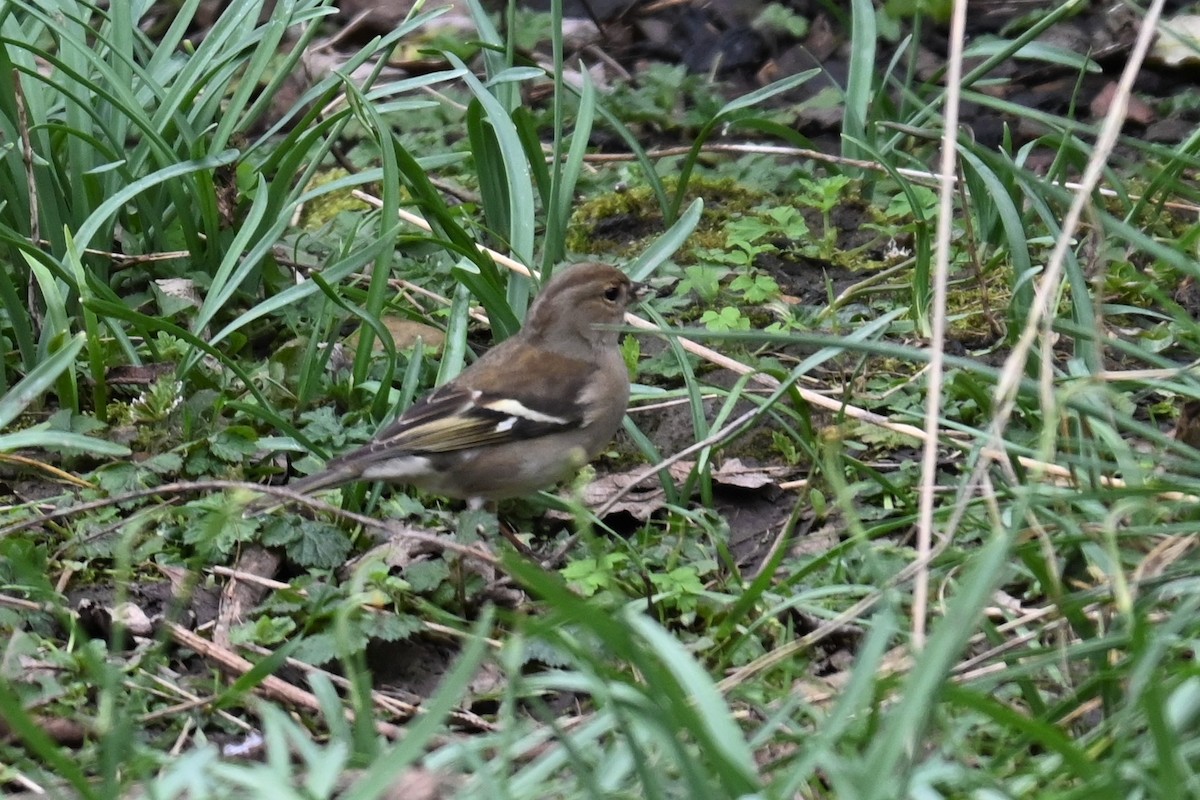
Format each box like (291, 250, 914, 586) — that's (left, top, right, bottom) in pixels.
(250, 262, 643, 513)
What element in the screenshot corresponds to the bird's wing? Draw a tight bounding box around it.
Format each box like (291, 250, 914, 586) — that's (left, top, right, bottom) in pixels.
(327, 347, 595, 468)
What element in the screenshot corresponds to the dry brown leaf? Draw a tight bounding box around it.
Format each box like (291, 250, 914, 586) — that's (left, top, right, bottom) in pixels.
(711, 458, 791, 490)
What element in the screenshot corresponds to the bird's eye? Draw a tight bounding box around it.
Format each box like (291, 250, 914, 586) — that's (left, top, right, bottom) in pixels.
(604, 285, 622, 302)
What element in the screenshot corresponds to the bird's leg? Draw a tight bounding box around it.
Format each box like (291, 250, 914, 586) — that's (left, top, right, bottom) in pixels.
(453, 502, 532, 607)
(447, 502, 499, 609)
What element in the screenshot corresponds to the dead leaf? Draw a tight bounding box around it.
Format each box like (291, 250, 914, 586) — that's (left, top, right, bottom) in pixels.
(1152, 14, 1200, 67)
(711, 458, 791, 490)
(215, 545, 282, 649)
(1089, 81, 1154, 124)
(104, 362, 176, 388)
(377, 316, 445, 352)
(559, 461, 696, 521)
(153, 277, 201, 308)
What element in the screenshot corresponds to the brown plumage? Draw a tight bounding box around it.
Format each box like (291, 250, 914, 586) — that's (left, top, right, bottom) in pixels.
(251, 262, 641, 511)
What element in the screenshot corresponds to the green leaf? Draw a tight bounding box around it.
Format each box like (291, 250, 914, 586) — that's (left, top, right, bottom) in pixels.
(963, 38, 1101, 73)
(293, 630, 357, 665)
(287, 519, 354, 569)
(209, 426, 259, 463)
(363, 611, 422, 643)
(405, 559, 451, 593)
(0, 332, 84, 431)
(182, 497, 257, 556)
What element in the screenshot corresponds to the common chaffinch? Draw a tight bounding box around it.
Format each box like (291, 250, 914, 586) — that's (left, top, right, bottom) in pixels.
(257, 262, 642, 510)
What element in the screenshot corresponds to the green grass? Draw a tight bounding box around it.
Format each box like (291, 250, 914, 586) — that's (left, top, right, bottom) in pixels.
(2, 0, 1200, 797)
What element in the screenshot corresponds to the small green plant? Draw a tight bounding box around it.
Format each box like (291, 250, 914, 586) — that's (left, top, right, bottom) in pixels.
(701, 307, 752, 332)
(646, 563, 708, 618)
(695, 204, 813, 267)
(753, 3, 811, 38)
(730, 272, 781, 303)
(679, 264, 729, 302)
(561, 552, 632, 597)
(606, 64, 725, 132)
(732, 205, 812, 246)
(796, 174, 854, 248)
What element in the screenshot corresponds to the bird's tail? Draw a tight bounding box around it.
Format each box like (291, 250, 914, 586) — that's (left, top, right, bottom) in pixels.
(242, 465, 359, 518)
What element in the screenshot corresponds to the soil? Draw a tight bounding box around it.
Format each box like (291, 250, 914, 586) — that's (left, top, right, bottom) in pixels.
(316, 1, 1200, 158)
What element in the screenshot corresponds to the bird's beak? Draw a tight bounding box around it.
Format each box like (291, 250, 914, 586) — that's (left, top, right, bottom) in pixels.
(632, 281, 651, 301)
